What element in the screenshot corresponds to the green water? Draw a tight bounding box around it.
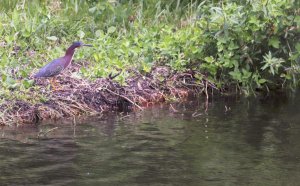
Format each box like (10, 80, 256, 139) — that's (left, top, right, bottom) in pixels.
(1, 94, 300, 186)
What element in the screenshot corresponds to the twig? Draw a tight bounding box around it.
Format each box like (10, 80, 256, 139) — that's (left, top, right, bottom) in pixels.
(38, 127, 58, 138)
(192, 111, 202, 117)
(170, 104, 179, 113)
(103, 87, 144, 110)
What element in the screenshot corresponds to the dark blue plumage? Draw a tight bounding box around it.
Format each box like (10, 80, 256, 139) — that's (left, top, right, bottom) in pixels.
(34, 58, 65, 78)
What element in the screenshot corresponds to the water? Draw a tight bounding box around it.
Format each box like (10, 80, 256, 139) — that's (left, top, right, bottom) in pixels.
(1, 93, 300, 186)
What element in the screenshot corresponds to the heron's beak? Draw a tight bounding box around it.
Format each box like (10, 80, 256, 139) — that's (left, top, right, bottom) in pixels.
(83, 44, 93, 47)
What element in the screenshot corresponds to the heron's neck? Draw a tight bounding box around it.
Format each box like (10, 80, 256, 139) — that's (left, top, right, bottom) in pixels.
(64, 46, 77, 67)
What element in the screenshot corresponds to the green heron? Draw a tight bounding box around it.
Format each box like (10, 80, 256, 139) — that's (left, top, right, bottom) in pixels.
(34, 41, 92, 90)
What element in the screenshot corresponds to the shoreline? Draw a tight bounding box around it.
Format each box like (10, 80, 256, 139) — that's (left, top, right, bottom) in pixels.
(0, 64, 214, 126)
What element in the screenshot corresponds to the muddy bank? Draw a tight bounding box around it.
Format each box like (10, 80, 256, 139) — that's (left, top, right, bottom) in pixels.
(0, 63, 217, 125)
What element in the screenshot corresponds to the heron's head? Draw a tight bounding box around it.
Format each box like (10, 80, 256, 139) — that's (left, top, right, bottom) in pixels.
(72, 41, 93, 48)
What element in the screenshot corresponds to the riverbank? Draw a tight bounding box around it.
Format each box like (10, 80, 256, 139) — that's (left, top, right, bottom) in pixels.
(0, 63, 217, 125)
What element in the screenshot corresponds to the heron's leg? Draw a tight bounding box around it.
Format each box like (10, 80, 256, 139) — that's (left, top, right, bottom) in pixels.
(51, 76, 63, 91)
(50, 77, 57, 91)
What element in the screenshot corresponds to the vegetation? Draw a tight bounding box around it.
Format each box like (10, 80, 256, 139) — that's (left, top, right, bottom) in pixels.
(0, 0, 299, 124)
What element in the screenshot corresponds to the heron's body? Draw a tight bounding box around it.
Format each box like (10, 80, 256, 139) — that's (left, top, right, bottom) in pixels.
(34, 57, 67, 78)
(34, 41, 92, 90)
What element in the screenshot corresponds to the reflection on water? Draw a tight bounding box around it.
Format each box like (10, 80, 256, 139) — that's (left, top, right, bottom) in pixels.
(1, 92, 300, 185)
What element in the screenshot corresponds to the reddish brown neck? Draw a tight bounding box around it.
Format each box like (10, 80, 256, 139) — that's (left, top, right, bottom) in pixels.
(63, 46, 77, 68)
(65, 45, 78, 56)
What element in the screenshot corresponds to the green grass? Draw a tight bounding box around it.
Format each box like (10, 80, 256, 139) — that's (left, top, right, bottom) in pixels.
(0, 0, 299, 102)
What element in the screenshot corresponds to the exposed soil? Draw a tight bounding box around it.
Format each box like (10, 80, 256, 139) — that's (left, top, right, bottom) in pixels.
(0, 62, 217, 125)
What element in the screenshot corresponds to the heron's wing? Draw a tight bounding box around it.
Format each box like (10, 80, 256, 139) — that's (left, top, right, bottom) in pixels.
(35, 58, 66, 77)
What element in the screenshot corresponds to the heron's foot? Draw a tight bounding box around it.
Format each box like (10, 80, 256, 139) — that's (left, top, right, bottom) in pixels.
(51, 84, 63, 91)
(50, 80, 63, 91)
(51, 86, 60, 91)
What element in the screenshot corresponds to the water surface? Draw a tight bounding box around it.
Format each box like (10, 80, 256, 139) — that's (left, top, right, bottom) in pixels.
(1, 93, 300, 185)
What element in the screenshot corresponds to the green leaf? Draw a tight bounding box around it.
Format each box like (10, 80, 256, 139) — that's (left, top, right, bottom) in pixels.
(143, 63, 151, 73)
(23, 79, 34, 89)
(107, 26, 116, 34)
(2, 74, 7, 81)
(77, 30, 85, 39)
(261, 63, 269, 70)
(268, 37, 280, 48)
(22, 30, 31, 38)
(295, 16, 300, 26)
(89, 6, 97, 13)
(204, 56, 214, 63)
(228, 41, 239, 50)
(46, 36, 58, 41)
(295, 43, 300, 52)
(95, 30, 103, 38)
(270, 66, 275, 75)
(258, 79, 267, 84)
(229, 70, 242, 82)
